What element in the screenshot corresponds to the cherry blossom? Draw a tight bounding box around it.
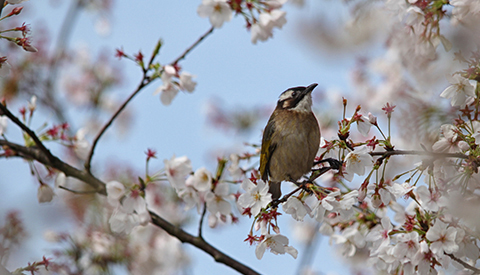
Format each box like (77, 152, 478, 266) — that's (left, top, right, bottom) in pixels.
(197, 0, 232, 28)
(37, 183, 55, 203)
(0, 116, 7, 135)
(164, 155, 192, 191)
(432, 124, 469, 153)
(255, 234, 298, 260)
(106, 180, 125, 207)
(190, 167, 212, 192)
(204, 182, 231, 216)
(179, 72, 197, 93)
(238, 178, 272, 217)
(426, 220, 459, 256)
(343, 146, 374, 181)
(440, 75, 476, 107)
(282, 196, 310, 222)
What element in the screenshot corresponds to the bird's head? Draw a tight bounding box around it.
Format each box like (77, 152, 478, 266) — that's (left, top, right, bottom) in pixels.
(277, 83, 318, 112)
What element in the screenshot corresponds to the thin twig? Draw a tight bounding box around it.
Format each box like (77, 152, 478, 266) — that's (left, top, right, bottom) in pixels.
(369, 150, 467, 159)
(270, 186, 302, 209)
(0, 103, 55, 163)
(58, 185, 98, 194)
(85, 27, 216, 172)
(170, 26, 214, 65)
(198, 202, 207, 239)
(85, 76, 149, 172)
(446, 253, 480, 274)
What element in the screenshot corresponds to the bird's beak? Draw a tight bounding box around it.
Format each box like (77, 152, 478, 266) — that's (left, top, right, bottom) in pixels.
(304, 83, 318, 95)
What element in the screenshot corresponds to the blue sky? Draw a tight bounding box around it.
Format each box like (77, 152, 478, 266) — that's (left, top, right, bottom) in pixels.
(0, 1, 364, 274)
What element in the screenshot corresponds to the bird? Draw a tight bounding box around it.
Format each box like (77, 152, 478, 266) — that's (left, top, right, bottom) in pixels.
(259, 83, 321, 200)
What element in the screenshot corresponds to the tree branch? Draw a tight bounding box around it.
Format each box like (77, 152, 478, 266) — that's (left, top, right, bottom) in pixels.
(85, 76, 149, 172)
(0, 139, 106, 194)
(170, 26, 214, 65)
(149, 211, 260, 275)
(446, 253, 480, 274)
(0, 103, 56, 163)
(369, 150, 467, 159)
(85, 26, 216, 172)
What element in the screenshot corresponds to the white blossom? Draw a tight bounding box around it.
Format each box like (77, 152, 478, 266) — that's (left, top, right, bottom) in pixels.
(106, 180, 125, 206)
(205, 182, 231, 216)
(73, 128, 90, 160)
(415, 185, 447, 212)
(238, 179, 272, 217)
(356, 114, 372, 137)
(191, 167, 212, 192)
(164, 155, 192, 191)
(426, 220, 459, 256)
(197, 0, 232, 28)
(37, 183, 55, 203)
(282, 196, 310, 221)
(0, 116, 6, 136)
(255, 234, 298, 259)
(343, 146, 373, 181)
(440, 75, 476, 107)
(432, 124, 469, 153)
(179, 72, 197, 93)
(251, 9, 286, 44)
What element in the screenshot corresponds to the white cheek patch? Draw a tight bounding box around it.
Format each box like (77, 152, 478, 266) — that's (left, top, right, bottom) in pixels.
(278, 90, 294, 101)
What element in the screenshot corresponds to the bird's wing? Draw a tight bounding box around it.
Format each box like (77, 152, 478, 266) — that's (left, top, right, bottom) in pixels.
(259, 116, 277, 181)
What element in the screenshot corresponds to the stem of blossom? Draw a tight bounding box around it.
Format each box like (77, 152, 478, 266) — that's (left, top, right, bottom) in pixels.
(375, 124, 387, 140)
(149, 211, 261, 275)
(198, 202, 207, 239)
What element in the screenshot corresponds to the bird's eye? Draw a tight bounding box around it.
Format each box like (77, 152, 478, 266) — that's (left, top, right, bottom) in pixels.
(291, 91, 297, 97)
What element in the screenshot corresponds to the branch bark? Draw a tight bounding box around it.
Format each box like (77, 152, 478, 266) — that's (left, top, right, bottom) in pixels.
(150, 211, 260, 275)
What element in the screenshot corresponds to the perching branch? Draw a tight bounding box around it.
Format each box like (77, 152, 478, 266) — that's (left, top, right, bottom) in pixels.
(150, 211, 260, 275)
(369, 150, 468, 159)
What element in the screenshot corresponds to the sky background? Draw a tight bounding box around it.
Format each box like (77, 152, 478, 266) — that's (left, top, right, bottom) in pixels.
(0, 1, 375, 274)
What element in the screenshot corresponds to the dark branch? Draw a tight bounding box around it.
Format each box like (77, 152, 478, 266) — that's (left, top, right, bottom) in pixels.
(0, 139, 106, 194)
(85, 77, 149, 172)
(150, 211, 260, 275)
(170, 26, 214, 65)
(369, 150, 467, 159)
(0, 103, 56, 163)
(85, 26, 215, 172)
(446, 253, 480, 274)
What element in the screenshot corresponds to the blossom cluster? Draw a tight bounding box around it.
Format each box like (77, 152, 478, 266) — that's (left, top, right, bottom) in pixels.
(197, 0, 287, 44)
